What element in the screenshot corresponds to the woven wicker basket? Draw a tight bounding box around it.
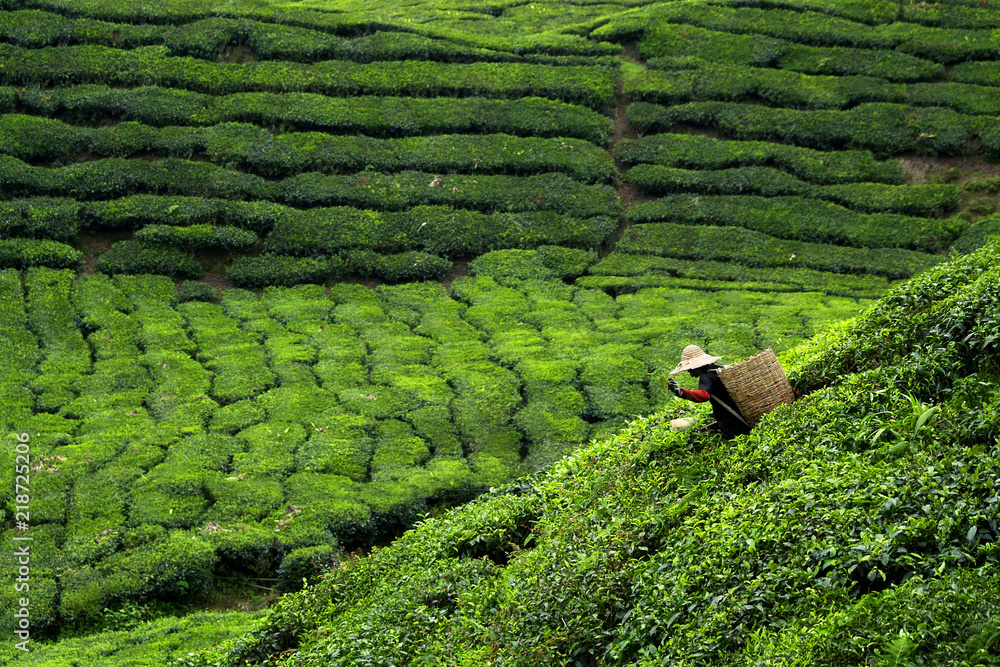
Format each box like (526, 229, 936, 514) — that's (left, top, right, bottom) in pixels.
(717, 349, 795, 427)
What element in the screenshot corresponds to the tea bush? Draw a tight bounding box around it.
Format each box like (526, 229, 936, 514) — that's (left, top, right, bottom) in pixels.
(644, 23, 935, 75)
(624, 58, 1000, 117)
(618, 222, 942, 279)
(26, 268, 91, 411)
(0, 238, 82, 270)
(226, 255, 339, 289)
(616, 132, 903, 185)
(5, 115, 616, 182)
(262, 205, 613, 260)
(96, 240, 203, 279)
(627, 101, 984, 157)
(628, 194, 964, 252)
(624, 165, 959, 216)
(279, 170, 620, 218)
(181, 300, 275, 403)
(583, 253, 893, 298)
(0, 44, 616, 109)
(178, 280, 215, 302)
(15, 85, 611, 144)
(469, 246, 597, 283)
(0, 197, 80, 242)
(60, 532, 217, 633)
(950, 216, 1000, 256)
(134, 224, 258, 251)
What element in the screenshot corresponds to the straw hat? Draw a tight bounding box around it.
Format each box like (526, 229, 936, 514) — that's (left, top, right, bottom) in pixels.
(669, 344, 721, 375)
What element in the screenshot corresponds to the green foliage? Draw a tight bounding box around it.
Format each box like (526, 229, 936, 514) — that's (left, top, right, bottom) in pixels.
(96, 239, 203, 280)
(0, 238, 83, 270)
(178, 280, 215, 302)
(347, 250, 452, 283)
(279, 170, 620, 219)
(626, 165, 959, 217)
(4, 114, 615, 182)
(26, 268, 91, 411)
(951, 216, 1000, 256)
(200, 242, 1000, 667)
(624, 57, 1000, 117)
(616, 132, 903, 185)
(135, 223, 258, 250)
(0, 197, 81, 242)
(637, 21, 943, 81)
(6, 1, 1000, 654)
(262, 204, 615, 260)
(226, 255, 339, 289)
(276, 544, 341, 593)
(0, 43, 616, 108)
(628, 101, 986, 157)
(469, 246, 598, 283)
(16, 85, 611, 144)
(628, 194, 964, 252)
(60, 532, 218, 633)
(583, 253, 892, 299)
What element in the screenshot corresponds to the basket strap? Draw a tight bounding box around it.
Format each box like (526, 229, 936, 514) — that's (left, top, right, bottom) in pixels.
(710, 395, 750, 427)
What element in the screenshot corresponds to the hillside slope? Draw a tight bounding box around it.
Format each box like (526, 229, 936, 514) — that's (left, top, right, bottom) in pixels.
(194, 241, 1000, 666)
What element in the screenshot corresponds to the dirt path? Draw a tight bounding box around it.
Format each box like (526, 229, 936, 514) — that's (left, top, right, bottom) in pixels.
(601, 42, 655, 259)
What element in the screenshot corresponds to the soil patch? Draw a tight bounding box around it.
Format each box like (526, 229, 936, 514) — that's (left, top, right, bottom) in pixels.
(76, 230, 131, 275)
(899, 155, 1000, 186)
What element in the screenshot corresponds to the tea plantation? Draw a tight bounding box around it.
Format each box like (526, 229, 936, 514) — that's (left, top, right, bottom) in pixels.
(1, 0, 999, 662)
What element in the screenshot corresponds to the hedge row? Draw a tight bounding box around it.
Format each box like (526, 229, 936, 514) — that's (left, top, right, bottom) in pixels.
(581, 253, 893, 298)
(6, 0, 371, 29)
(134, 224, 258, 250)
(25, 268, 91, 412)
(162, 16, 565, 65)
(6, 0, 619, 57)
(623, 165, 960, 217)
(261, 206, 616, 259)
(181, 300, 275, 404)
(0, 268, 39, 390)
(5, 84, 612, 144)
(616, 132, 902, 185)
(0, 238, 82, 270)
(627, 101, 999, 157)
(638, 22, 943, 81)
(949, 216, 1000, 257)
(81, 196, 292, 233)
(96, 240, 203, 279)
(617, 222, 943, 279)
(744, 0, 1000, 29)
(226, 255, 340, 289)
(0, 8, 166, 49)
(0, 155, 621, 218)
(469, 246, 598, 284)
(0, 44, 617, 109)
(593, 3, 1000, 62)
(278, 171, 620, 219)
(345, 250, 452, 284)
(628, 194, 964, 252)
(0, 197, 79, 241)
(951, 61, 1000, 88)
(0, 115, 615, 182)
(624, 58, 1000, 116)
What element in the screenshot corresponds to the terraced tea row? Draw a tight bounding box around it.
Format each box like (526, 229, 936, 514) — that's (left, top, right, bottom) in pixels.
(2, 86, 612, 143)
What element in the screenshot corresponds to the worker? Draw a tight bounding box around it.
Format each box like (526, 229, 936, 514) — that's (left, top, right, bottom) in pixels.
(667, 344, 751, 440)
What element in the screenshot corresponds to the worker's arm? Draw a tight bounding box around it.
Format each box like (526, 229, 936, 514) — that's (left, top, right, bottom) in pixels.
(668, 378, 711, 402)
(680, 388, 710, 402)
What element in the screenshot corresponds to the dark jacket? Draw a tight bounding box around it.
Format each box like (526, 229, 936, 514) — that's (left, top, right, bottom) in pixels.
(679, 365, 751, 439)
